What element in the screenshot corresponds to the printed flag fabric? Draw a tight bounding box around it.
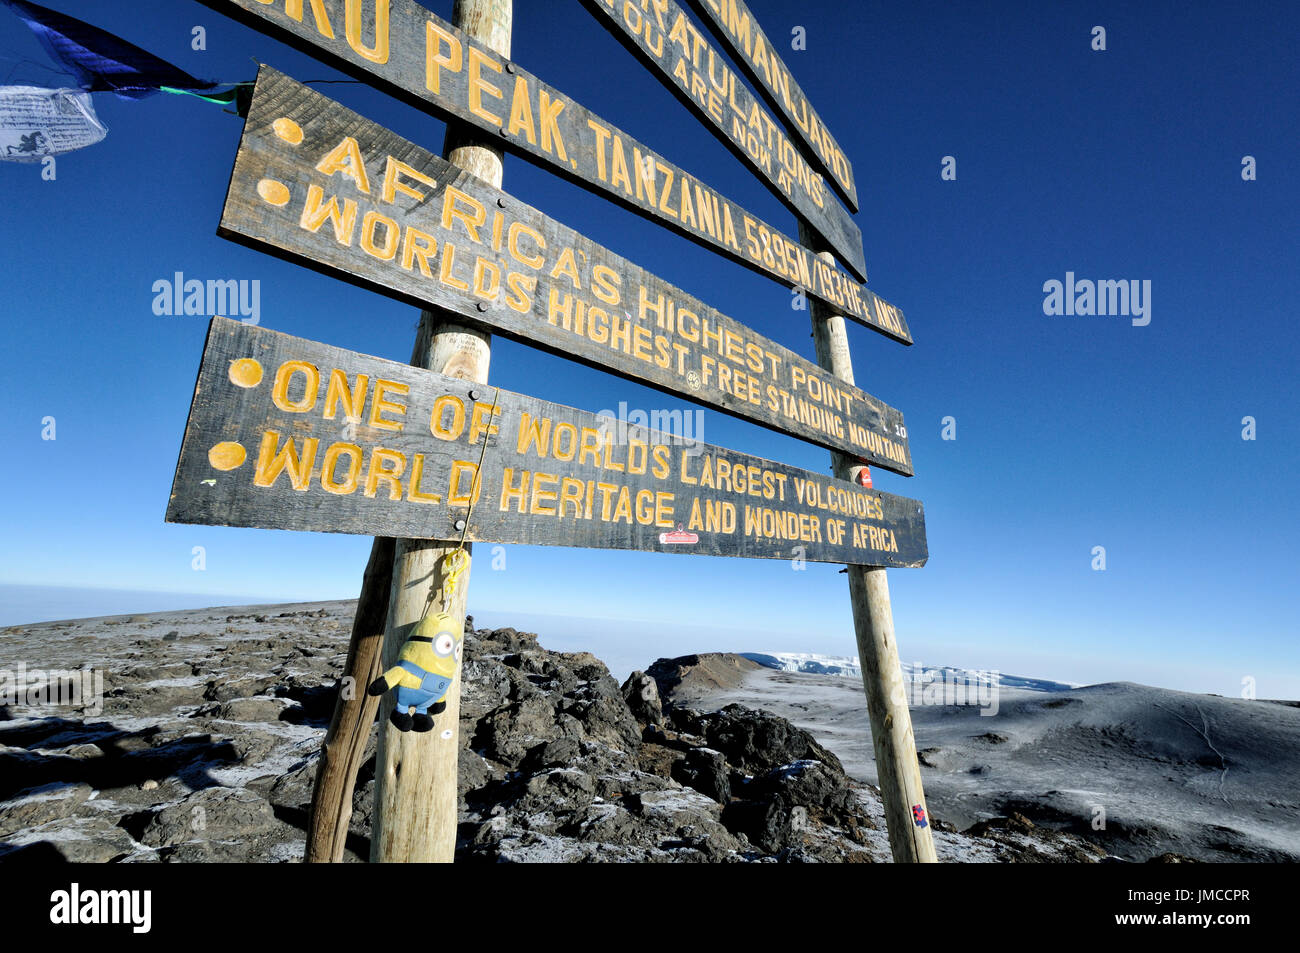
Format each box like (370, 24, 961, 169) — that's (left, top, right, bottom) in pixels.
(0, 85, 106, 161)
(3, 0, 215, 100)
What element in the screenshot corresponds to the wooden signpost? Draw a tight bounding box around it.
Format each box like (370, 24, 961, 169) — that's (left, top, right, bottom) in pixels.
(369, 0, 507, 867)
(222, 67, 915, 470)
(167, 318, 928, 568)
(802, 224, 936, 862)
(682, 0, 857, 211)
(176, 0, 939, 864)
(579, 0, 864, 277)
(203, 0, 910, 341)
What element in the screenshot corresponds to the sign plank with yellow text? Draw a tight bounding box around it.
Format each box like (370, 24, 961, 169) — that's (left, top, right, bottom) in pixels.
(202, 0, 908, 342)
(220, 68, 914, 474)
(168, 318, 927, 568)
(580, 0, 863, 274)
(681, 0, 857, 211)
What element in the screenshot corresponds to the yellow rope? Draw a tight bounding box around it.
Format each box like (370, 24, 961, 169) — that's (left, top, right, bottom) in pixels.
(422, 386, 501, 619)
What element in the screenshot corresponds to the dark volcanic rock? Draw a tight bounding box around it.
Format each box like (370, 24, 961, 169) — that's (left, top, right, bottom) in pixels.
(621, 671, 663, 726)
(672, 747, 730, 803)
(0, 782, 95, 837)
(690, 704, 844, 775)
(748, 759, 864, 826)
(451, 629, 879, 862)
(140, 787, 280, 849)
(646, 653, 760, 703)
(722, 795, 798, 852)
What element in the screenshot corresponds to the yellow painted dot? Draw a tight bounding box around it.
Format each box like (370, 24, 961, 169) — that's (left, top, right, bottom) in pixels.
(257, 178, 290, 206)
(228, 358, 263, 388)
(208, 442, 246, 471)
(272, 117, 303, 145)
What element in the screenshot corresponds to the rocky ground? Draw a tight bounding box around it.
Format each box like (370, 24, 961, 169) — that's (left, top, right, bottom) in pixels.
(0, 600, 1187, 862)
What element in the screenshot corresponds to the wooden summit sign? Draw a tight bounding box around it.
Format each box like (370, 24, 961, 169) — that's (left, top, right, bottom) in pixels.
(681, 0, 857, 211)
(202, 0, 909, 343)
(168, 318, 928, 568)
(580, 0, 862, 272)
(221, 68, 914, 474)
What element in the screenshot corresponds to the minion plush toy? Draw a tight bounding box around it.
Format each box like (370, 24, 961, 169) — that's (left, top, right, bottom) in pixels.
(368, 611, 463, 732)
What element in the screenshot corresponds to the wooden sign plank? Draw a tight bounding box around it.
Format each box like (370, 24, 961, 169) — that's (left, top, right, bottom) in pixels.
(201, 0, 909, 343)
(580, 0, 864, 276)
(168, 318, 927, 568)
(681, 0, 858, 213)
(220, 68, 914, 475)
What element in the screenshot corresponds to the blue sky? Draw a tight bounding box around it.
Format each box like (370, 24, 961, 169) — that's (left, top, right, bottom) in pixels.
(1, 1, 1296, 696)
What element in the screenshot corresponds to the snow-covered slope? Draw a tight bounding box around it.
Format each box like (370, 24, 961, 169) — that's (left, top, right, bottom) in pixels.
(742, 652, 1077, 693)
(698, 664, 1300, 862)
(742, 652, 862, 678)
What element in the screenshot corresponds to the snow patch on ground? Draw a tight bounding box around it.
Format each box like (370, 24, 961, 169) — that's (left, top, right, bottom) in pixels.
(743, 652, 1079, 693)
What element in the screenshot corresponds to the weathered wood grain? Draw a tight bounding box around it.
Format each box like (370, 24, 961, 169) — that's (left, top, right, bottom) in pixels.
(802, 220, 937, 862)
(371, 0, 511, 867)
(681, 0, 857, 211)
(201, 1, 908, 341)
(579, 0, 864, 276)
(305, 534, 391, 863)
(167, 318, 928, 568)
(220, 68, 915, 473)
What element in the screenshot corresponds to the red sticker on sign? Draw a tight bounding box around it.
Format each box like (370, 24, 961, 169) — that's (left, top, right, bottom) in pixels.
(857, 466, 873, 488)
(658, 524, 699, 545)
